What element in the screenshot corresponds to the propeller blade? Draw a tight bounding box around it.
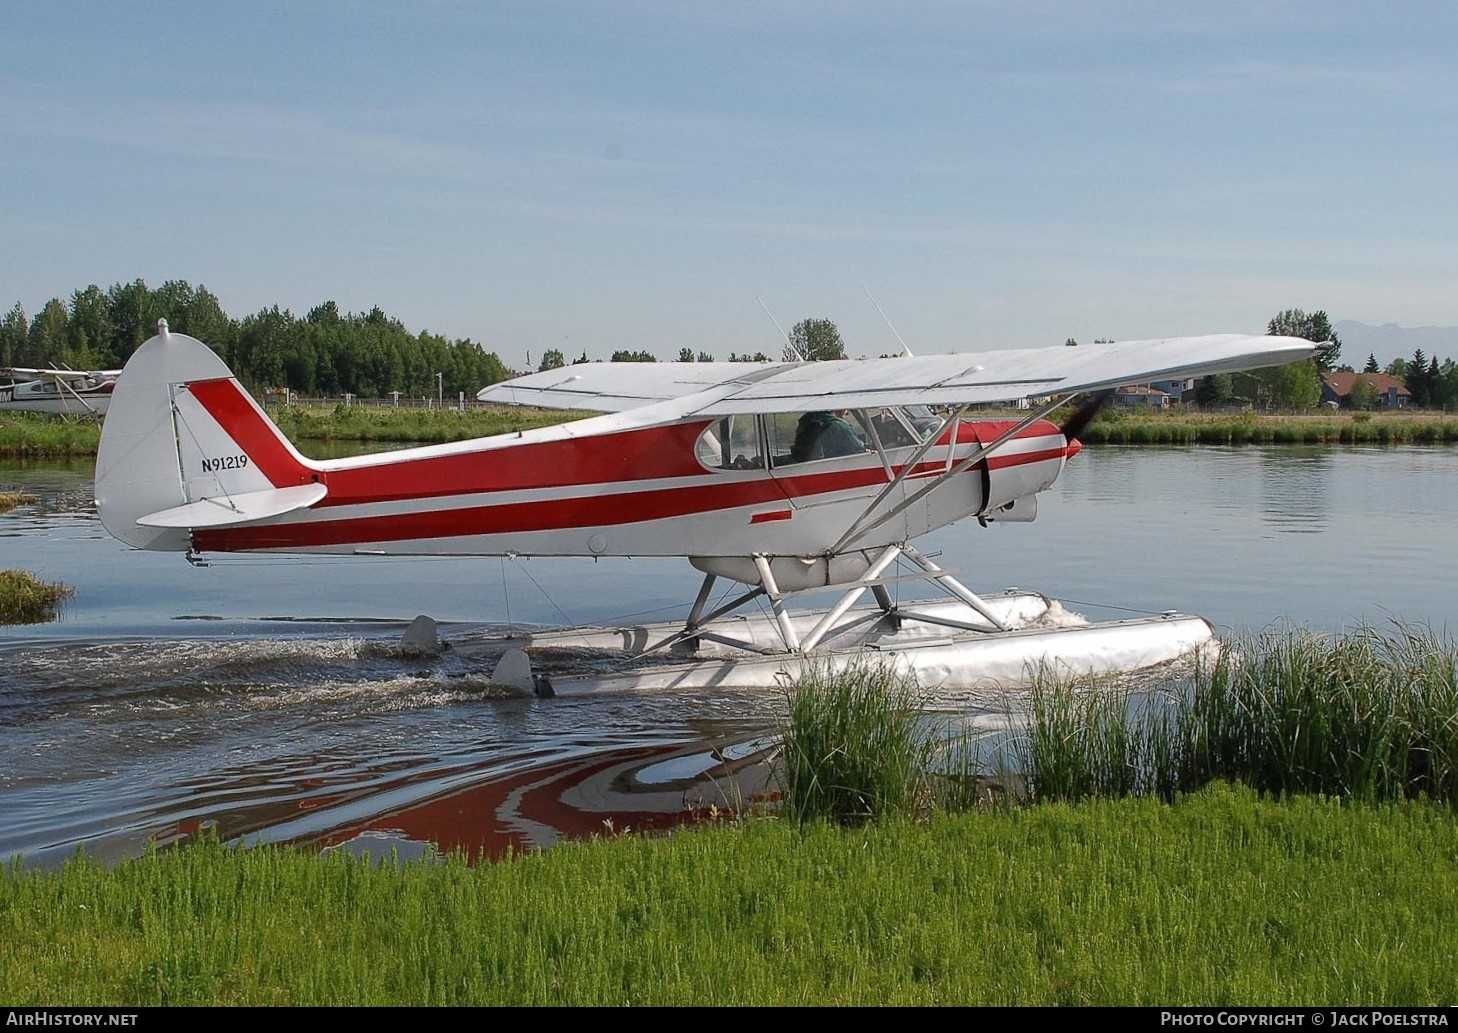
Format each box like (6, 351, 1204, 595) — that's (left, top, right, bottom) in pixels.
(1059, 390, 1114, 442)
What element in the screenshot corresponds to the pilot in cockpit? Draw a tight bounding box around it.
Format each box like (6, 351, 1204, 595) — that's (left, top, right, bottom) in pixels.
(791, 410, 867, 462)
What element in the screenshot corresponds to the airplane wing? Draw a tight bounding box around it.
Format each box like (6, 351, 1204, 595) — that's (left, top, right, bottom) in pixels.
(0, 366, 121, 380)
(477, 334, 1318, 414)
(476, 362, 780, 412)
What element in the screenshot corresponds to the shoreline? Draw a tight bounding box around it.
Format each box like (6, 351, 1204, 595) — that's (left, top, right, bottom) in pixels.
(3, 406, 1458, 459)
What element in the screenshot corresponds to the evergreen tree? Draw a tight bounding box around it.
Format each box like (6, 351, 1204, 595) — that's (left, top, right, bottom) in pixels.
(1194, 374, 1232, 408)
(1363, 352, 1379, 373)
(0, 304, 26, 367)
(1407, 349, 1431, 407)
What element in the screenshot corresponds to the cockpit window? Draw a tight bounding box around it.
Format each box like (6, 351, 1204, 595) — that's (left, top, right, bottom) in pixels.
(695, 415, 764, 471)
(767, 410, 873, 466)
(699, 408, 939, 472)
(865, 406, 942, 447)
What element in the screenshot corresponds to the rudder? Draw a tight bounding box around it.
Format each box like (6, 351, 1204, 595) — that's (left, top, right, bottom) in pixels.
(96, 319, 321, 551)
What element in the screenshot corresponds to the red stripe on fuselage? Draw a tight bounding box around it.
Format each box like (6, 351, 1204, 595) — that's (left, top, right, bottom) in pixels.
(313, 421, 713, 507)
(191, 448, 1067, 552)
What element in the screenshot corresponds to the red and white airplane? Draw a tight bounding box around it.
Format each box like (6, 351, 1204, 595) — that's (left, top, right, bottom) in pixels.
(0, 366, 120, 417)
(95, 320, 1314, 680)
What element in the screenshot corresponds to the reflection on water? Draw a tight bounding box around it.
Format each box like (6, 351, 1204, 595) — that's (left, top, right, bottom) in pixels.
(0, 629, 786, 869)
(1259, 448, 1330, 533)
(3, 445, 1458, 870)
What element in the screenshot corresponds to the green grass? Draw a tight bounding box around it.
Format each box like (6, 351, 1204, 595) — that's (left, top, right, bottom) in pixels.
(0, 568, 75, 624)
(0, 413, 100, 458)
(1080, 408, 1458, 445)
(3, 785, 1456, 1005)
(0, 403, 589, 458)
(264, 402, 593, 447)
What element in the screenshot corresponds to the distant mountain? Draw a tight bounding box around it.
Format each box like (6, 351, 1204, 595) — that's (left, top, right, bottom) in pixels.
(1334, 320, 1458, 369)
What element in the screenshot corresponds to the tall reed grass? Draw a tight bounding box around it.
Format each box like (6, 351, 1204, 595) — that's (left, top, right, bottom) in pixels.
(0, 568, 75, 624)
(1016, 624, 1458, 806)
(776, 661, 985, 825)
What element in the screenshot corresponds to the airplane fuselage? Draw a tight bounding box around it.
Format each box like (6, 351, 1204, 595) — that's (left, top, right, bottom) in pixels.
(166, 378, 1069, 561)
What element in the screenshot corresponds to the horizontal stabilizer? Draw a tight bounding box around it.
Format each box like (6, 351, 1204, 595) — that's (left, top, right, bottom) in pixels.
(137, 483, 328, 529)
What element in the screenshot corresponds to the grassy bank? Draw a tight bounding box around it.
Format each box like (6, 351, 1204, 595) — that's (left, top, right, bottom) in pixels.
(264, 402, 594, 446)
(6, 630, 1458, 1003)
(5, 402, 1458, 457)
(3, 786, 1455, 1005)
(0, 404, 587, 458)
(0, 413, 100, 458)
(1081, 408, 1458, 445)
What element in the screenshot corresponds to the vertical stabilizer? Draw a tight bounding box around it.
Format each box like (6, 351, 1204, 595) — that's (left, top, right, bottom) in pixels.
(95, 320, 318, 551)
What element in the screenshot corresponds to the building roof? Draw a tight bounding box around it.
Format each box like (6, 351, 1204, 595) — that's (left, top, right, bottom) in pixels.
(1116, 384, 1168, 396)
(1321, 372, 1411, 398)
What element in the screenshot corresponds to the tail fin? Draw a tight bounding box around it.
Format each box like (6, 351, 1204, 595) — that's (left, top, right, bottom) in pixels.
(96, 319, 324, 551)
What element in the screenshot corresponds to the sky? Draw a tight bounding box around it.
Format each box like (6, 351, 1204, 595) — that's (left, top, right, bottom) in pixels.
(3, 1, 1457, 367)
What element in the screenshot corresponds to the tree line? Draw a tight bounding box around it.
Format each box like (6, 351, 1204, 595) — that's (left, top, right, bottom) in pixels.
(7, 286, 1453, 410)
(1188, 308, 1458, 410)
(531, 317, 845, 371)
(0, 280, 509, 399)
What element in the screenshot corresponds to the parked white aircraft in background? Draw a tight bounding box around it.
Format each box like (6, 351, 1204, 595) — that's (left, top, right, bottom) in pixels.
(0, 366, 120, 417)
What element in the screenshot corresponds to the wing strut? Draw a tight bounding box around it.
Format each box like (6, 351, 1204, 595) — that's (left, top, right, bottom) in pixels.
(831, 394, 1070, 554)
(831, 404, 971, 554)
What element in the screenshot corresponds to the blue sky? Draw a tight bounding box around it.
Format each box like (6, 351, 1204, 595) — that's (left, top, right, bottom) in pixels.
(3, 1, 1455, 366)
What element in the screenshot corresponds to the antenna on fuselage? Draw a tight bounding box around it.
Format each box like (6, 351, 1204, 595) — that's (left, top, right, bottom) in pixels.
(863, 284, 913, 357)
(757, 296, 804, 362)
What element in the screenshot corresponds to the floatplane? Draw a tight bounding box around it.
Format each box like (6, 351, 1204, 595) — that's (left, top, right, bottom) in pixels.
(95, 320, 1315, 696)
(0, 365, 120, 417)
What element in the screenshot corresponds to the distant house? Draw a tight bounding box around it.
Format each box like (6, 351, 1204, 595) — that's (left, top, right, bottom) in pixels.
(1113, 384, 1170, 410)
(1320, 372, 1410, 409)
(1147, 377, 1195, 403)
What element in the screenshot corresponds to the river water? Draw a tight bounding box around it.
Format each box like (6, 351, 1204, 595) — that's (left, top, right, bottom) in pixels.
(2, 445, 1454, 868)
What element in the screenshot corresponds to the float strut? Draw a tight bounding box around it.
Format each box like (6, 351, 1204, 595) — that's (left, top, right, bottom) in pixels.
(902, 543, 1010, 632)
(753, 555, 801, 653)
(798, 544, 903, 654)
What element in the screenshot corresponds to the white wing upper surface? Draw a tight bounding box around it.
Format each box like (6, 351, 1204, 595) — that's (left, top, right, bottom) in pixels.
(475, 362, 778, 412)
(476, 334, 1318, 415)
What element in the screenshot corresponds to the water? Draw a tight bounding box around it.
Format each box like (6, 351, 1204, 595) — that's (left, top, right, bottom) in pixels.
(3, 445, 1455, 868)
